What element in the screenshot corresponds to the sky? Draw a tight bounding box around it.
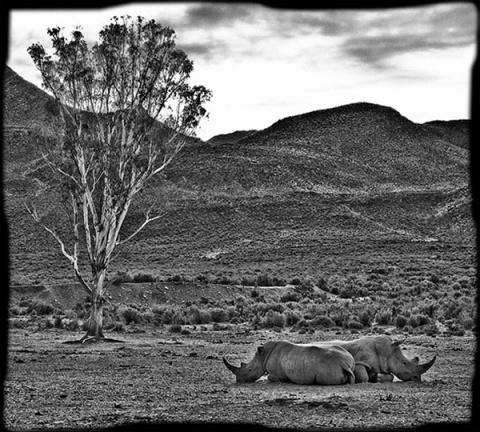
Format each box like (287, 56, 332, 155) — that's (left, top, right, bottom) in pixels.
(7, 2, 477, 141)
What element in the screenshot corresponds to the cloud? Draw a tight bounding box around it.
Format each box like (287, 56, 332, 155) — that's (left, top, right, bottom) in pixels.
(338, 4, 477, 69)
(184, 3, 254, 26)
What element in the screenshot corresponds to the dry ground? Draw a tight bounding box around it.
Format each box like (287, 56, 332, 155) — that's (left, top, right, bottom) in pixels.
(4, 326, 475, 430)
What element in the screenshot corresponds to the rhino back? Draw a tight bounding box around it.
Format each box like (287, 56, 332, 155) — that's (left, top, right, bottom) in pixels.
(266, 343, 354, 385)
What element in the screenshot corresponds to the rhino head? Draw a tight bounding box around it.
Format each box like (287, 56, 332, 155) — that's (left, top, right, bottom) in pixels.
(223, 346, 266, 383)
(383, 337, 436, 381)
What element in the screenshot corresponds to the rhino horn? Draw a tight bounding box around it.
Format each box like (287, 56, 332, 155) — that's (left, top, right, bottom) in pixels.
(418, 356, 436, 375)
(223, 357, 240, 374)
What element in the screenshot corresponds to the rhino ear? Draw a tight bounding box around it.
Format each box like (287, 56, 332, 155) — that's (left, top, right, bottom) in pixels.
(392, 337, 407, 347)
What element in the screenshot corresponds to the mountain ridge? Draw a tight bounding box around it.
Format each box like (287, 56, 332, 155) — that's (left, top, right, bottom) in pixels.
(3, 66, 473, 284)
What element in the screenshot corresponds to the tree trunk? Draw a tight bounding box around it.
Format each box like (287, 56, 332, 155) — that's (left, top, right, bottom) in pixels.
(84, 268, 106, 339)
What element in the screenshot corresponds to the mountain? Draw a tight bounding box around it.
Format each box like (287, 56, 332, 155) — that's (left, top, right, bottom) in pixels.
(422, 120, 471, 150)
(207, 129, 257, 145)
(3, 67, 474, 286)
(166, 102, 468, 194)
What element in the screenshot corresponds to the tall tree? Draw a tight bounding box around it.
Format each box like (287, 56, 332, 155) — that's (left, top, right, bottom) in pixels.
(27, 15, 211, 341)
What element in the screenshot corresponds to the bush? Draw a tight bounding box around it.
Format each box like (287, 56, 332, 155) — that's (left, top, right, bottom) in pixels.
(298, 277, 315, 293)
(132, 273, 156, 283)
(358, 311, 372, 327)
(284, 310, 301, 326)
(317, 277, 328, 291)
(394, 315, 408, 329)
(54, 315, 63, 328)
(260, 310, 285, 328)
(187, 305, 211, 324)
(169, 323, 182, 333)
(210, 308, 228, 323)
(280, 290, 300, 303)
(408, 315, 419, 328)
(311, 315, 335, 328)
(29, 300, 55, 315)
(241, 276, 256, 286)
(118, 307, 143, 325)
(196, 274, 210, 284)
(348, 320, 363, 330)
(290, 277, 302, 286)
(375, 310, 392, 325)
(250, 288, 260, 298)
(111, 271, 134, 285)
(168, 274, 185, 284)
(256, 274, 273, 287)
(214, 275, 234, 285)
(65, 319, 80, 331)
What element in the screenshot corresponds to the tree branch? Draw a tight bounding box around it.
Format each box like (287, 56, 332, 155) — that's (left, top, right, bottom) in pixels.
(25, 203, 93, 296)
(116, 209, 164, 246)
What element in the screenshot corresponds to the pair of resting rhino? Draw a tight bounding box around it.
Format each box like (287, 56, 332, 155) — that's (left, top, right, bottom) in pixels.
(223, 336, 436, 385)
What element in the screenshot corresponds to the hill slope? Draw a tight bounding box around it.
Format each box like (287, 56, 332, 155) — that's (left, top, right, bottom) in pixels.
(3, 67, 474, 285)
(207, 129, 257, 145)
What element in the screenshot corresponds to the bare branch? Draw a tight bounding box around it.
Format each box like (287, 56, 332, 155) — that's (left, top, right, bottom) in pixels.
(116, 209, 164, 246)
(25, 203, 93, 295)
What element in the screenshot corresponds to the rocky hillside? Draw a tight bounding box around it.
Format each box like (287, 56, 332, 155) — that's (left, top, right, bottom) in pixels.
(207, 129, 257, 145)
(3, 66, 474, 285)
(422, 120, 471, 150)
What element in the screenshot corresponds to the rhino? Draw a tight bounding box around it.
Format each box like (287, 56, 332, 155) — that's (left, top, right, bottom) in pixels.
(223, 340, 356, 385)
(308, 335, 436, 383)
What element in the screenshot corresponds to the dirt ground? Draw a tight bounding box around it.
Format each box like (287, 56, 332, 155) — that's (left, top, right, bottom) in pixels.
(3, 325, 475, 431)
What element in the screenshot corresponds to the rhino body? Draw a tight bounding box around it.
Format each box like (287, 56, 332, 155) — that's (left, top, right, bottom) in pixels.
(223, 340, 355, 385)
(309, 336, 436, 383)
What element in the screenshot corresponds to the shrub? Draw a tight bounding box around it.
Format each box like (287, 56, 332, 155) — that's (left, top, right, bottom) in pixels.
(169, 323, 182, 333)
(280, 290, 300, 303)
(111, 271, 134, 285)
(168, 274, 185, 284)
(210, 308, 228, 323)
(311, 315, 335, 328)
(118, 307, 143, 325)
(44, 318, 54, 329)
(290, 277, 302, 286)
(29, 300, 55, 315)
(408, 315, 419, 328)
(317, 277, 328, 291)
(267, 303, 285, 314)
(331, 313, 349, 328)
(9, 306, 26, 316)
(214, 275, 233, 285)
(241, 276, 256, 286)
(430, 274, 440, 284)
(375, 310, 392, 325)
(187, 305, 211, 324)
(394, 315, 408, 329)
(53, 315, 63, 328)
(358, 311, 372, 327)
(256, 274, 273, 287)
(65, 319, 80, 331)
(132, 273, 156, 283)
(271, 276, 287, 286)
(250, 288, 260, 298)
(261, 310, 285, 328)
(348, 320, 363, 330)
(296, 277, 315, 294)
(196, 274, 209, 284)
(284, 310, 301, 326)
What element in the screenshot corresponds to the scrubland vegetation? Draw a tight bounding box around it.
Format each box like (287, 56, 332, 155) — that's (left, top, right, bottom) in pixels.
(9, 268, 476, 337)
